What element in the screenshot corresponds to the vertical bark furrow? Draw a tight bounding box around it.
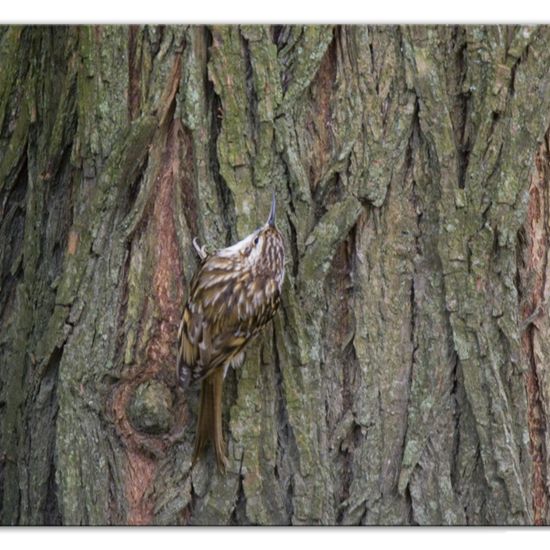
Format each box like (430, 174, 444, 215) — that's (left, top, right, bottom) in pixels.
(519, 137, 550, 524)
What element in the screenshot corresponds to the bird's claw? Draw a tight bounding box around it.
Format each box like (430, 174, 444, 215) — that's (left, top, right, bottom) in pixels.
(193, 237, 209, 260)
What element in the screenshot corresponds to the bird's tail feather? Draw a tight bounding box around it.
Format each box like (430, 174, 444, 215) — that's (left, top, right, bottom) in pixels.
(192, 368, 227, 471)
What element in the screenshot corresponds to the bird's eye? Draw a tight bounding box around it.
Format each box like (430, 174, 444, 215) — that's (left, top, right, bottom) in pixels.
(253, 236, 259, 245)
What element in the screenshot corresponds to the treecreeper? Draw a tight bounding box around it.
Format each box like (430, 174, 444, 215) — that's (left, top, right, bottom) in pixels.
(177, 192, 285, 471)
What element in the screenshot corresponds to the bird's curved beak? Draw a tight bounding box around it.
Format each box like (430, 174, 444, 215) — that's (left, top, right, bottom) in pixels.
(267, 191, 276, 227)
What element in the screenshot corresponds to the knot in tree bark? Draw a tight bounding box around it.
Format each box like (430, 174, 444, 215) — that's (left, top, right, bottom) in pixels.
(127, 380, 174, 435)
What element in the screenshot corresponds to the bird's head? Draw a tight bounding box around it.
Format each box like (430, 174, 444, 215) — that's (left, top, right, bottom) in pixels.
(217, 191, 285, 285)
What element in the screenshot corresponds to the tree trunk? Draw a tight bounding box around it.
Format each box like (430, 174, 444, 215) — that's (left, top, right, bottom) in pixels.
(1, 24, 550, 525)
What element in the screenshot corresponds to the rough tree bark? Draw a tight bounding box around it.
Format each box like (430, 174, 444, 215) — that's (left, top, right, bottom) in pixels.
(1, 24, 550, 525)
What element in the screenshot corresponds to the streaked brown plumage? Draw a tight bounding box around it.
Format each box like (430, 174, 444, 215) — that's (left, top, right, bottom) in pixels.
(177, 193, 285, 470)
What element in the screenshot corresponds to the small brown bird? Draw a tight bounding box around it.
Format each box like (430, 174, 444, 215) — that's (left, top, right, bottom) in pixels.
(177, 192, 285, 470)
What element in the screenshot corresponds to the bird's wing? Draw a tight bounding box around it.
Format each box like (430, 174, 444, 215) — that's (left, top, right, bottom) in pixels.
(177, 255, 280, 386)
